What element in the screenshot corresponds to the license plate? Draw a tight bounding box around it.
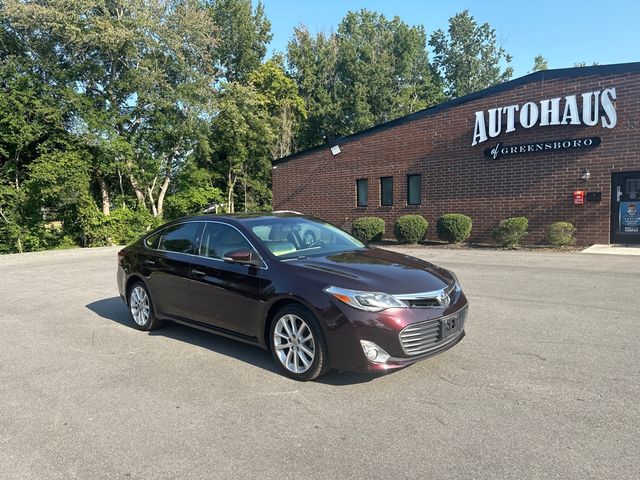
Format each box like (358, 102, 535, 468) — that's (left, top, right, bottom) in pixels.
(441, 312, 462, 338)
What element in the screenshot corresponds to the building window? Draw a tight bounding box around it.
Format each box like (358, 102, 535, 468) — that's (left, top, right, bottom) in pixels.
(356, 179, 368, 207)
(407, 174, 421, 205)
(380, 177, 393, 206)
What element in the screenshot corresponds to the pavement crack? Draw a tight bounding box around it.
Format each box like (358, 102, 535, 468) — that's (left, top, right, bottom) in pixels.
(513, 351, 547, 361)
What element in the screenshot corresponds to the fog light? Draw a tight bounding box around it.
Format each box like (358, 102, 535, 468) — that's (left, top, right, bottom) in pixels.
(360, 340, 390, 364)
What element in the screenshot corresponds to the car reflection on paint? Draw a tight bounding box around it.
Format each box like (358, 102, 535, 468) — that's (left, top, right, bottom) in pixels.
(117, 212, 468, 381)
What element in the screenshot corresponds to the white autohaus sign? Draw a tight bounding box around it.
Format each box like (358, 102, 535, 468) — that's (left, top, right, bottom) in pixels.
(471, 87, 617, 146)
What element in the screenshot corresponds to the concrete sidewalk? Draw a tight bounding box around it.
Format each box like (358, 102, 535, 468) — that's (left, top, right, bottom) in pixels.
(581, 244, 640, 255)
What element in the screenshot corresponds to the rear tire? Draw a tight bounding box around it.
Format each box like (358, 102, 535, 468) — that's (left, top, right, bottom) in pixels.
(128, 281, 162, 331)
(269, 304, 329, 381)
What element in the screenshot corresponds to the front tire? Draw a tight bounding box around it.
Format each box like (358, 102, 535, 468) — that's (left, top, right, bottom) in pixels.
(269, 305, 329, 381)
(128, 282, 162, 331)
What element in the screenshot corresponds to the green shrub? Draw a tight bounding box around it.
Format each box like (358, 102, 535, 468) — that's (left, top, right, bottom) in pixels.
(436, 214, 472, 243)
(352, 217, 385, 243)
(81, 206, 161, 247)
(491, 216, 529, 248)
(545, 222, 576, 246)
(394, 215, 428, 244)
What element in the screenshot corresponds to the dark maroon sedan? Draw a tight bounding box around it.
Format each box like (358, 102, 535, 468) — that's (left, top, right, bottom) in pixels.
(117, 212, 468, 381)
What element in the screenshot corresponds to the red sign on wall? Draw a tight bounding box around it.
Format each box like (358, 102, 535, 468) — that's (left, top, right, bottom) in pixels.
(573, 191, 585, 205)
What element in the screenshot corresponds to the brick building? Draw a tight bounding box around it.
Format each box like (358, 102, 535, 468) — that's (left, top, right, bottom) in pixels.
(272, 63, 640, 246)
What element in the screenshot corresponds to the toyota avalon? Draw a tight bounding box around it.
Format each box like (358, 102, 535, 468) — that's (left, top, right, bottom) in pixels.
(117, 212, 468, 381)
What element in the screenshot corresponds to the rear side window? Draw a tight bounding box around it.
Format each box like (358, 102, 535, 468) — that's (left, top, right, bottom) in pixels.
(145, 232, 161, 249)
(155, 223, 200, 254)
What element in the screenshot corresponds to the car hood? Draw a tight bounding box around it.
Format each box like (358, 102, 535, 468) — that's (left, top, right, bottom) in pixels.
(284, 247, 454, 294)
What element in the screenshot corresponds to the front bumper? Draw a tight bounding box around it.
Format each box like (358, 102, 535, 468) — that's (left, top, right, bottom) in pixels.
(359, 328, 465, 372)
(323, 291, 469, 372)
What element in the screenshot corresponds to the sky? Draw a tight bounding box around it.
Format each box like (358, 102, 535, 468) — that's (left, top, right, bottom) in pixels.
(256, 0, 639, 78)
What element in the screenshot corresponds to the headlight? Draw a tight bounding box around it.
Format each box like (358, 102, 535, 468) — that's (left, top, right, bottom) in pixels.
(324, 286, 407, 312)
(447, 270, 462, 292)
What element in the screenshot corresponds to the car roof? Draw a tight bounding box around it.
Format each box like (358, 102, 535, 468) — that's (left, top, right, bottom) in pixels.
(177, 211, 314, 225)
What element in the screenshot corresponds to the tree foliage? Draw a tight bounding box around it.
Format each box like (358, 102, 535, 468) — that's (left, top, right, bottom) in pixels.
(429, 10, 513, 97)
(248, 59, 306, 158)
(287, 27, 341, 149)
(208, 82, 275, 213)
(531, 54, 549, 72)
(288, 9, 443, 149)
(4, 0, 219, 218)
(209, 0, 272, 82)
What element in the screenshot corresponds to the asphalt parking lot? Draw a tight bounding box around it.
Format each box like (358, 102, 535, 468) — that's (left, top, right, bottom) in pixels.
(0, 246, 638, 479)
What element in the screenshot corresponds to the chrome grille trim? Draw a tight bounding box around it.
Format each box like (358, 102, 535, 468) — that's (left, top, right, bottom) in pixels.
(399, 319, 441, 355)
(394, 283, 456, 309)
(399, 308, 467, 356)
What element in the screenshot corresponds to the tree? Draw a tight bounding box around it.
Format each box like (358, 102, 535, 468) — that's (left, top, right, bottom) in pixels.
(0, 34, 71, 252)
(248, 59, 306, 159)
(209, 0, 272, 83)
(21, 149, 101, 248)
(287, 26, 341, 149)
(287, 10, 444, 149)
(429, 10, 513, 97)
(3, 0, 219, 218)
(335, 10, 443, 135)
(208, 83, 275, 213)
(531, 55, 548, 72)
(574, 61, 600, 67)
(164, 161, 224, 219)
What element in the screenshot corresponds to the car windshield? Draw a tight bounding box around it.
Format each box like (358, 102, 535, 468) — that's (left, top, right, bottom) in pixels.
(243, 216, 365, 259)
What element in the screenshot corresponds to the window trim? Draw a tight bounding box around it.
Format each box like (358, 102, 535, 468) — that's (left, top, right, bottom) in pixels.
(356, 178, 368, 207)
(380, 176, 394, 206)
(145, 220, 204, 255)
(407, 173, 422, 206)
(143, 220, 267, 269)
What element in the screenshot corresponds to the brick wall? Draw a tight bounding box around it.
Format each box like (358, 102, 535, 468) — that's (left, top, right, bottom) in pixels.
(273, 69, 640, 245)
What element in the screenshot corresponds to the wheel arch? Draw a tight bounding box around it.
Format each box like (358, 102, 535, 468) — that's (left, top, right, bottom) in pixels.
(262, 296, 324, 350)
(125, 274, 149, 306)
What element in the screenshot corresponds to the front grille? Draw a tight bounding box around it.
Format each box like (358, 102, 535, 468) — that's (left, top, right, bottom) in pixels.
(399, 308, 467, 356)
(404, 298, 441, 308)
(396, 283, 456, 309)
(399, 319, 441, 354)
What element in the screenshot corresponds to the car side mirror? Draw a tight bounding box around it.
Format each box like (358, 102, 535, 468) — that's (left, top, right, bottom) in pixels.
(223, 249, 261, 266)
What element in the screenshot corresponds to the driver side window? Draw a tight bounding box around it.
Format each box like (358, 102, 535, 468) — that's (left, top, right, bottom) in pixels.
(199, 223, 252, 259)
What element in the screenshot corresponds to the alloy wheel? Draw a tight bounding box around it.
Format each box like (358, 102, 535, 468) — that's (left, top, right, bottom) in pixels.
(273, 314, 315, 374)
(130, 285, 150, 326)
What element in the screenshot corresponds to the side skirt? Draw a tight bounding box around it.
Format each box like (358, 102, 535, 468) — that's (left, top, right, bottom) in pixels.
(165, 316, 266, 349)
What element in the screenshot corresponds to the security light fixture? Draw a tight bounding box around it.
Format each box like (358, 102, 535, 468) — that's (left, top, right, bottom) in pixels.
(581, 168, 591, 181)
(331, 145, 341, 156)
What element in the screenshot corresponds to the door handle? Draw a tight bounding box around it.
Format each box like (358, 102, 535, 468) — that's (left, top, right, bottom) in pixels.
(143, 259, 156, 266)
(192, 269, 206, 278)
(617, 186, 622, 202)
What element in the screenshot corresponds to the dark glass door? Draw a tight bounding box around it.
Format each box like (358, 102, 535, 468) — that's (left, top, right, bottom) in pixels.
(611, 172, 640, 244)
